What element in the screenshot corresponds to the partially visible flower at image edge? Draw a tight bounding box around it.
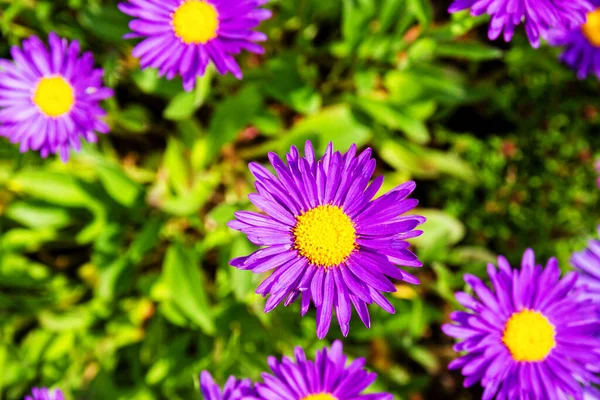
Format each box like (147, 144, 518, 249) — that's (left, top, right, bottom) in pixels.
(25, 387, 64, 400)
(0, 33, 113, 161)
(549, 0, 600, 80)
(229, 141, 424, 339)
(571, 225, 600, 304)
(255, 340, 393, 400)
(118, 0, 272, 91)
(448, 0, 594, 48)
(443, 249, 600, 399)
(200, 371, 257, 400)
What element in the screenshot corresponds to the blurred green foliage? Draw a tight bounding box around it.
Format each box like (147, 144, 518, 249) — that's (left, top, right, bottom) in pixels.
(0, 0, 599, 399)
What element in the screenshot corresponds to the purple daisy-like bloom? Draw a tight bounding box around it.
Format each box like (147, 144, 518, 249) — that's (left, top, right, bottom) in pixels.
(119, 0, 272, 91)
(0, 33, 113, 161)
(571, 226, 600, 304)
(228, 141, 424, 339)
(25, 388, 64, 400)
(200, 371, 257, 400)
(549, 2, 600, 80)
(585, 388, 600, 400)
(448, 0, 593, 48)
(442, 249, 600, 400)
(255, 340, 393, 400)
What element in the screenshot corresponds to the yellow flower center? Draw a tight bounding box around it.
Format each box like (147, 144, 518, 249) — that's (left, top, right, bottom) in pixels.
(293, 205, 357, 268)
(171, 0, 219, 44)
(502, 309, 556, 362)
(582, 8, 600, 47)
(32, 76, 75, 118)
(302, 394, 338, 400)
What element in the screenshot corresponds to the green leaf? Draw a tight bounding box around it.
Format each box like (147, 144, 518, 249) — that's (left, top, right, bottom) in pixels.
(207, 85, 262, 160)
(436, 42, 503, 61)
(163, 91, 197, 121)
(5, 201, 72, 230)
(10, 171, 96, 208)
(411, 209, 466, 250)
(261, 54, 321, 114)
(164, 138, 191, 195)
(126, 217, 163, 264)
(342, 0, 376, 50)
(407, 0, 433, 27)
(116, 105, 151, 133)
(285, 105, 372, 153)
(162, 244, 215, 335)
(97, 163, 142, 207)
(354, 98, 431, 144)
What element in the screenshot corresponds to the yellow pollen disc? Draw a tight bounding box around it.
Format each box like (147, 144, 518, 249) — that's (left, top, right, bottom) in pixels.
(293, 205, 357, 268)
(302, 394, 338, 400)
(582, 9, 600, 47)
(502, 309, 556, 362)
(32, 76, 75, 118)
(172, 0, 219, 44)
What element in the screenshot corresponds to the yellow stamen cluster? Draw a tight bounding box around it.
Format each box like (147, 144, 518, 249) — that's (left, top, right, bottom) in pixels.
(293, 205, 357, 268)
(301, 394, 338, 400)
(32, 76, 75, 118)
(582, 8, 600, 47)
(502, 309, 556, 362)
(172, 0, 219, 44)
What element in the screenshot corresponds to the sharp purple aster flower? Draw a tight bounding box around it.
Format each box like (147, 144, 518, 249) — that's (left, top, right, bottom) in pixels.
(200, 371, 257, 400)
(118, 0, 272, 91)
(549, 2, 600, 80)
(448, 0, 594, 48)
(442, 249, 600, 400)
(571, 226, 600, 304)
(0, 33, 113, 161)
(255, 340, 393, 400)
(25, 388, 64, 400)
(228, 141, 424, 339)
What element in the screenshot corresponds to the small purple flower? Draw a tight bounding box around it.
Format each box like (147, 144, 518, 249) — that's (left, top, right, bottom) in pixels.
(449, 0, 593, 48)
(229, 141, 424, 339)
(571, 226, 600, 303)
(443, 249, 600, 400)
(255, 340, 393, 400)
(119, 0, 272, 91)
(25, 388, 64, 400)
(549, 2, 600, 79)
(0, 33, 113, 161)
(200, 371, 257, 400)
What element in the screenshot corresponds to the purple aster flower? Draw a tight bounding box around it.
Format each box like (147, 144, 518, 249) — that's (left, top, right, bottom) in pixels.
(25, 388, 64, 400)
(549, 3, 600, 80)
(119, 0, 272, 91)
(255, 340, 393, 400)
(448, 0, 594, 48)
(571, 226, 600, 303)
(442, 249, 600, 400)
(585, 388, 600, 400)
(0, 33, 113, 161)
(200, 371, 257, 400)
(228, 141, 424, 339)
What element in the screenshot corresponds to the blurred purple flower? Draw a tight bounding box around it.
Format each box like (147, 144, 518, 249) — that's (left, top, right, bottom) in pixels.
(229, 141, 424, 338)
(549, 1, 600, 79)
(200, 371, 257, 400)
(571, 226, 600, 304)
(25, 388, 64, 400)
(449, 0, 593, 48)
(0, 33, 113, 161)
(119, 0, 272, 91)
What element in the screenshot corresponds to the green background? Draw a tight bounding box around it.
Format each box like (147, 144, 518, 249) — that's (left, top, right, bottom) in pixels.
(0, 0, 599, 399)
